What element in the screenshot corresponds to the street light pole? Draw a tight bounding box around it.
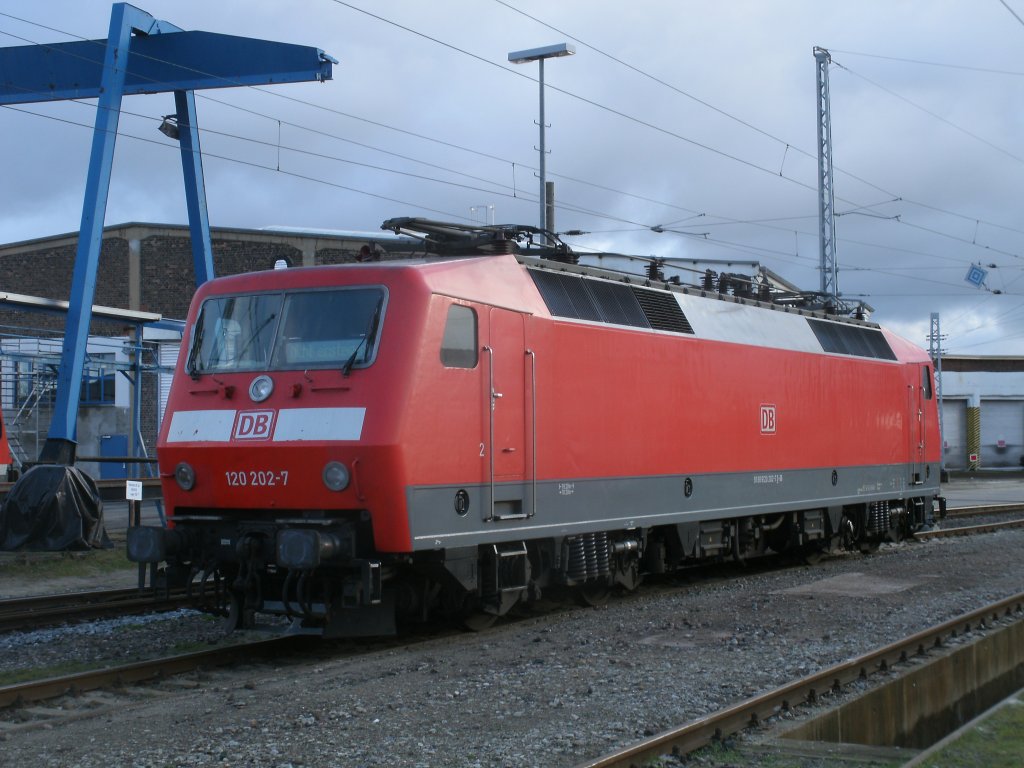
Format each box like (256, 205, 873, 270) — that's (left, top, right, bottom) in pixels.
(508, 42, 575, 238)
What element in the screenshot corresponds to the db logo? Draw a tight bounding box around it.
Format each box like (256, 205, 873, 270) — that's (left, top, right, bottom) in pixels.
(232, 410, 276, 440)
(760, 404, 777, 435)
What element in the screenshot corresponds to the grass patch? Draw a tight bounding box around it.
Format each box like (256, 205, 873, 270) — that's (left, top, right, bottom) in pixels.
(0, 645, 211, 687)
(0, 546, 136, 581)
(170, 639, 217, 655)
(0, 658, 116, 687)
(683, 740, 904, 767)
(917, 696, 1024, 768)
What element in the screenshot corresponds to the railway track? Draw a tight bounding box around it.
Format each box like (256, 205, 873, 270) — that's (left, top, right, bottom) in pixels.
(944, 501, 1024, 519)
(0, 587, 192, 633)
(917, 500, 1024, 540)
(0, 618, 459, 721)
(916, 516, 1024, 540)
(0, 635, 299, 710)
(576, 590, 1024, 768)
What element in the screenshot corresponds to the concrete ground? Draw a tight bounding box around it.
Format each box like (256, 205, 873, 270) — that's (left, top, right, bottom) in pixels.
(940, 473, 1024, 508)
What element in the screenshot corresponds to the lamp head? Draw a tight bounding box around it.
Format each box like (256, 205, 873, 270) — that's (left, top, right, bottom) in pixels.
(158, 115, 179, 141)
(508, 43, 575, 64)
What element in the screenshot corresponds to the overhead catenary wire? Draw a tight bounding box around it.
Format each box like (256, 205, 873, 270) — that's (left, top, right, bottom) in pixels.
(0, 17, 821, 242)
(3, 6, 1022, 269)
(828, 48, 1024, 77)
(0, 22, 828, 255)
(1, 8, 1022, 308)
(488, 1, 1024, 244)
(8, 6, 1015, 256)
(0, 103, 474, 223)
(332, 4, 1024, 275)
(999, 0, 1024, 28)
(830, 57, 1024, 168)
(4, 92, 1013, 302)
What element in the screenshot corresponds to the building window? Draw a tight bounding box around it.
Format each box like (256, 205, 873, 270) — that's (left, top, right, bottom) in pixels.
(440, 305, 478, 368)
(80, 365, 116, 405)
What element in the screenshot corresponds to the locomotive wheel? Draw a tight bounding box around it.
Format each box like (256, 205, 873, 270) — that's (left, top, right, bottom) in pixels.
(801, 544, 827, 565)
(576, 581, 611, 607)
(462, 611, 498, 632)
(224, 591, 256, 632)
(839, 517, 858, 551)
(455, 591, 499, 632)
(859, 539, 880, 555)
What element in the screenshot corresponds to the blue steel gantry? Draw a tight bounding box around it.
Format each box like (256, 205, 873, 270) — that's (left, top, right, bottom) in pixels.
(0, 3, 335, 464)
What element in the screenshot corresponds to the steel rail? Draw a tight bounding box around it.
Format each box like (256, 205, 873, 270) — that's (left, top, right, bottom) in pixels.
(0, 636, 299, 709)
(0, 587, 191, 633)
(944, 502, 1024, 519)
(915, 517, 1024, 540)
(575, 591, 1024, 768)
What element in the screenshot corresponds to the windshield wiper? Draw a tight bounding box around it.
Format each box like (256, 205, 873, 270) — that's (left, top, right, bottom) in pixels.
(342, 300, 383, 377)
(186, 322, 205, 379)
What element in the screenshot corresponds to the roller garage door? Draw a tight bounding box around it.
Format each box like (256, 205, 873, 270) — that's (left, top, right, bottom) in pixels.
(980, 399, 1024, 468)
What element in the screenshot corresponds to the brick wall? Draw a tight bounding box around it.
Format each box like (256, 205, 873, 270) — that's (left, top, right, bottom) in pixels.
(139, 235, 305, 318)
(0, 238, 129, 335)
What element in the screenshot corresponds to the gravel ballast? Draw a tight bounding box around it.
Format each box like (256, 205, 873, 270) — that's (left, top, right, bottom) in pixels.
(1, 526, 1023, 767)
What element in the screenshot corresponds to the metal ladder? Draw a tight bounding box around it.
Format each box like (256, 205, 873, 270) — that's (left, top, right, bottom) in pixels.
(6, 377, 56, 467)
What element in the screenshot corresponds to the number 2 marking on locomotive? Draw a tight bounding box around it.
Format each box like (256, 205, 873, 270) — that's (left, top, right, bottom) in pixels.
(479, 442, 485, 457)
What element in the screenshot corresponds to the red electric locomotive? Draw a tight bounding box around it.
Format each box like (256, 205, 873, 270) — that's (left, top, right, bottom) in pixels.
(129, 220, 942, 636)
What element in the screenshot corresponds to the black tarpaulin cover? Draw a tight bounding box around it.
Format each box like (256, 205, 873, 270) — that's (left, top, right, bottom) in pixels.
(0, 465, 112, 551)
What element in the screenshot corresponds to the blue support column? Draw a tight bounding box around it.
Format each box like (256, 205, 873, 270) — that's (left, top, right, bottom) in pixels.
(39, 4, 147, 463)
(174, 89, 215, 285)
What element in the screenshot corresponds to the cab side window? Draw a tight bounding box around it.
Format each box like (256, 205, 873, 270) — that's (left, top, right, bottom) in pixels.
(922, 366, 933, 400)
(440, 305, 478, 368)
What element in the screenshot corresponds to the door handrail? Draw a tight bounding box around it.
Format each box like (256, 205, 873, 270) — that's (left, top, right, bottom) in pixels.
(483, 344, 495, 521)
(527, 348, 536, 519)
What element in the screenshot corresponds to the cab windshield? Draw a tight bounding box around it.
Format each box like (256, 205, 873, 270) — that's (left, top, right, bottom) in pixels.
(187, 287, 386, 374)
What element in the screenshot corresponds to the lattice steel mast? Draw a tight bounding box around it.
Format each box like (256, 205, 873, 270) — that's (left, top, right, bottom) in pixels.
(814, 46, 839, 309)
(929, 312, 945, 471)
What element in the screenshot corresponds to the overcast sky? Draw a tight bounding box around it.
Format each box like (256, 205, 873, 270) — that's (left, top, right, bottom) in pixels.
(2, 1, 1024, 356)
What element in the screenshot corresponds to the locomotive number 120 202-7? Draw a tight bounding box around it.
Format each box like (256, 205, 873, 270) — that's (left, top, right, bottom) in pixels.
(225, 470, 289, 487)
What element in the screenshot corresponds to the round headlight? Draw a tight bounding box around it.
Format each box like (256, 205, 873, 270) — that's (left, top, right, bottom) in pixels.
(175, 462, 196, 491)
(249, 375, 274, 403)
(322, 461, 350, 492)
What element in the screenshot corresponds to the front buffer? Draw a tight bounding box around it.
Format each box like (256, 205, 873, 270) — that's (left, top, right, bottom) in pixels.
(130, 428, 410, 638)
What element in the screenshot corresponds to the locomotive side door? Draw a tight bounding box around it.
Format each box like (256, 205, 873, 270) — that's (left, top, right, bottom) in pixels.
(908, 369, 927, 485)
(483, 308, 530, 520)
